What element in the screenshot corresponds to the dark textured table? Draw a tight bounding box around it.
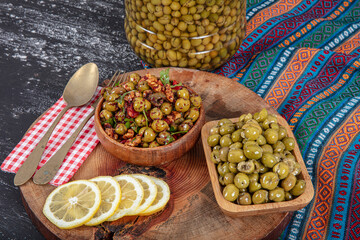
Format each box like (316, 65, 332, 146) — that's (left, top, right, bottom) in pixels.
(0, 1, 142, 239)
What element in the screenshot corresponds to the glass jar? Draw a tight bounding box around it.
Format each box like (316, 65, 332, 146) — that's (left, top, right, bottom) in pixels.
(125, 0, 246, 71)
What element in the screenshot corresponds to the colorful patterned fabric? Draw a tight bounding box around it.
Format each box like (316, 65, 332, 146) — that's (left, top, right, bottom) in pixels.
(143, 0, 360, 239)
(220, 0, 360, 239)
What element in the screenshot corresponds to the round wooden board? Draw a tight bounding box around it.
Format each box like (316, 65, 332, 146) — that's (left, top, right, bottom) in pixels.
(20, 68, 293, 240)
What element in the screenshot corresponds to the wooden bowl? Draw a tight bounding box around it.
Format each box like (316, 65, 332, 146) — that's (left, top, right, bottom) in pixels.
(201, 115, 314, 217)
(94, 73, 205, 166)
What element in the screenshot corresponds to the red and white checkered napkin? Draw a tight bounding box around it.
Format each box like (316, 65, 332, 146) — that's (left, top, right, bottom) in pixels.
(1, 87, 102, 186)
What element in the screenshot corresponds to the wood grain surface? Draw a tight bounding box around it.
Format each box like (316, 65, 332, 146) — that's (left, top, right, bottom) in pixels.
(20, 68, 294, 240)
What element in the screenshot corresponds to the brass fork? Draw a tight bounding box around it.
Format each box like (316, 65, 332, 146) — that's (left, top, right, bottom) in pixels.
(32, 71, 127, 185)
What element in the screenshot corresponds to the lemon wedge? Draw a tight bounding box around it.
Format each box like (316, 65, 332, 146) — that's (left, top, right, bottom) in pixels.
(139, 177, 170, 215)
(43, 180, 101, 229)
(129, 174, 158, 215)
(85, 176, 121, 226)
(107, 174, 144, 221)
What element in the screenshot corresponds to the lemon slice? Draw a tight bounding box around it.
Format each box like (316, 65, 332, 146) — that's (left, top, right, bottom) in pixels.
(107, 175, 144, 221)
(43, 180, 101, 229)
(85, 176, 121, 226)
(139, 177, 170, 216)
(129, 174, 158, 215)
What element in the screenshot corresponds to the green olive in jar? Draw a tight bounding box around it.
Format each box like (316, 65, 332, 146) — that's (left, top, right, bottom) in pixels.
(175, 98, 191, 112)
(223, 184, 239, 202)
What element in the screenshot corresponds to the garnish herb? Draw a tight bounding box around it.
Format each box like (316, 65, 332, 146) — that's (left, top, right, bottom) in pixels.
(171, 131, 188, 135)
(159, 68, 170, 85)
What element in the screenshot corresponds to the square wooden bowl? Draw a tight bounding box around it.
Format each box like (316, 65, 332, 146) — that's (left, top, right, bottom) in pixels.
(201, 115, 314, 217)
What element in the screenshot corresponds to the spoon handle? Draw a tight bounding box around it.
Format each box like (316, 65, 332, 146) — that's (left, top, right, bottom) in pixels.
(32, 109, 96, 185)
(14, 105, 71, 186)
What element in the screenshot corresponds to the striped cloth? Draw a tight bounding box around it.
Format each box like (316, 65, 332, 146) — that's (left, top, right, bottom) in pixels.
(146, 0, 360, 239)
(221, 1, 360, 239)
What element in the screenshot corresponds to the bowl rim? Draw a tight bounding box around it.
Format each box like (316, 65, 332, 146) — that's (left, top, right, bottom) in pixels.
(94, 81, 205, 152)
(201, 115, 315, 216)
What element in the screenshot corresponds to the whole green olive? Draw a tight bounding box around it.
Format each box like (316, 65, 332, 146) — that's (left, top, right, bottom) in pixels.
(104, 101, 119, 112)
(252, 189, 269, 204)
(115, 111, 125, 122)
(260, 172, 279, 190)
(254, 160, 268, 173)
(220, 135, 233, 147)
(177, 88, 190, 99)
(285, 192, 293, 201)
(231, 129, 243, 142)
(244, 144, 263, 160)
(219, 147, 230, 162)
(151, 119, 169, 132)
(228, 162, 238, 173)
(156, 131, 174, 145)
(264, 128, 279, 144)
(175, 98, 191, 112)
(142, 127, 156, 143)
(144, 99, 152, 111)
(210, 126, 220, 135)
(229, 142, 242, 150)
(115, 123, 127, 135)
(273, 162, 290, 180)
(237, 192, 252, 205)
(223, 172, 235, 185)
(133, 97, 146, 112)
(137, 80, 150, 92)
(278, 126, 287, 140)
(218, 118, 233, 126)
(283, 137, 295, 151)
(234, 173, 250, 189)
(290, 179, 306, 196)
(150, 107, 163, 120)
(111, 86, 126, 95)
(149, 141, 160, 148)
(178, 120, 193, 132)
(248, 173, 259, 182)
(219, 124, 236, 135)
(261, 144, 273, 154)
(256, 135, 266, 146)
(160, 102, 172, 115)
(129, 73, 141, 84)
(261, 152, 278, 168)
(207, 134, 221, 147)
(100, 110, 112, 120)
(269, 187, 285, 202)
(107, 93, 120, 102)
(244, 126, 261, 140)
(135, 114, 147, 127)
(227, 149, 246, 163)
(123, 81, 135, 91)
(281, 174, 297, 192)
(186, 107, 200, 122)
(248, 181, 262, 193)
(190, 95, 202, 107)
(223, 184, 239, 202)
(273, 141, 286, 153)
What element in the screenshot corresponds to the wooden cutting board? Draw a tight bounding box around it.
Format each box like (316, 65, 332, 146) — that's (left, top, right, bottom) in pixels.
(19, 68, 293, 240)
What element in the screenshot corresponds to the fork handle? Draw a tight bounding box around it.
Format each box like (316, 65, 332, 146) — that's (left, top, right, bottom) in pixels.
(14, 105, 71, 186)
(32, 109, 96, 185)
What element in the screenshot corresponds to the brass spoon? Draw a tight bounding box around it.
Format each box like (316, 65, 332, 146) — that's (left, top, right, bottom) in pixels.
(14, 63, 99, 186)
